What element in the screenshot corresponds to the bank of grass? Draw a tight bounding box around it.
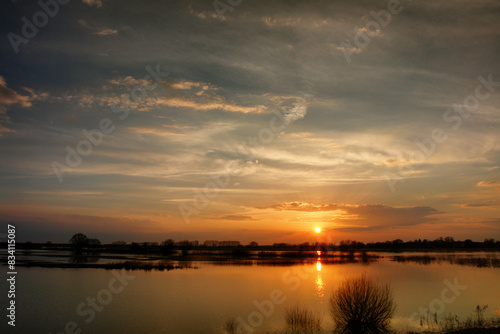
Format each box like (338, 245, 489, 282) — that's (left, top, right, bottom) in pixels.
(408, 305, 500, 334)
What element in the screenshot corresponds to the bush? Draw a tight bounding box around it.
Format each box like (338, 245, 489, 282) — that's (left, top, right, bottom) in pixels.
(285, 305, 322, 333)
(329, 275, 395, 334)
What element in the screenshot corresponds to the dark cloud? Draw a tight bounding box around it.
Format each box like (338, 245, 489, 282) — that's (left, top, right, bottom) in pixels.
(262, 201, 443, 231)
(218, 215, 256, 221)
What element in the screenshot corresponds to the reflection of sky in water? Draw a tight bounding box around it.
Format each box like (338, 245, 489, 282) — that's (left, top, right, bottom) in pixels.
(11, 253, 500, 333)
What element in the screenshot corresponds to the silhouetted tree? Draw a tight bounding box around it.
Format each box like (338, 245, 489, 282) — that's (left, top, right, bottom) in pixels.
(70, 233, 88, 250)
(87, 238, 101, 251)
(162, 239, 175, 247)
(161, 239, 175, 254)
(177, 240, 192, 255)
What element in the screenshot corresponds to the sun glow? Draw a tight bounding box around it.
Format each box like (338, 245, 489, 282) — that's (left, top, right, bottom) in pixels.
(315, 227, 321, 233)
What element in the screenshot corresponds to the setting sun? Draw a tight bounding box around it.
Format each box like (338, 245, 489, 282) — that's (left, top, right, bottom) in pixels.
(315, 227, 321, 233)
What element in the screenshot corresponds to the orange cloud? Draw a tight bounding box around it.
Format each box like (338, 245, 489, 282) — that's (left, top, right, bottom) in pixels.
(453, 203, 494, 209)
(128, 127, 186, 136)
(477, 181, 498, 187)
(259, 202, 443, 232)
(0, 76, 32, 110)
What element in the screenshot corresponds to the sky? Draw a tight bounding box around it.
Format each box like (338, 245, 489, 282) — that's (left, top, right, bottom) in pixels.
(0, 0, 499, 244)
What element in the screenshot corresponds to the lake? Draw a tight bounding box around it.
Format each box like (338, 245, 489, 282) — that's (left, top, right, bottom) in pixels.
(4, 252, 500, 333)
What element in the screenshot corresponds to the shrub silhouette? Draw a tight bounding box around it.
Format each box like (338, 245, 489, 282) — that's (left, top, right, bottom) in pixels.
(329, 275, 395, 334)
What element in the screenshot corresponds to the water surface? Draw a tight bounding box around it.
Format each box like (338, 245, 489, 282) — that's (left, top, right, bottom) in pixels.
(4, 252, 500, 333)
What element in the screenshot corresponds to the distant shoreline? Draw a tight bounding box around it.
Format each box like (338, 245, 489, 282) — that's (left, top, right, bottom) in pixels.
(2, 248, 499, 270)
(7, 260, 197, 271)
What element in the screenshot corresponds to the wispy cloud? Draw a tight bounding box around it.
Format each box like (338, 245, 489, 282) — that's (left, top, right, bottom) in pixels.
(95, 29, 118, 36)
(261, 16, 301, 27)
(82, 0, 103, 7)
(218, 214, 256, 221)
(478, 181, 499, 187)
(128, 127, 186, 136)
(454, 203, 495, 209)
(0, 76, 48, 133)
(0, 76, 32, 110)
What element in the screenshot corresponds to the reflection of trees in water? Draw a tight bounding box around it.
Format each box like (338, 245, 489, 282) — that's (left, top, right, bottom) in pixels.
(69, 251, 100, 264)
(392, 254, 500, 268)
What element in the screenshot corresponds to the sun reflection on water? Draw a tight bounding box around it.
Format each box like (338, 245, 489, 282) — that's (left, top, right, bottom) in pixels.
(315, 260, 325, 298)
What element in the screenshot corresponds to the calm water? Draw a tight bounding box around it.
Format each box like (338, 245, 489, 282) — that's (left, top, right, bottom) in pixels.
(3, 252, 500, 333)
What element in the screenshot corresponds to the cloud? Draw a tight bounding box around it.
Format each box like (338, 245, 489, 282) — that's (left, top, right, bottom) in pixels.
(0, 76, 48, 134)
(0, 125, 15, 135)
(22, 87, 49, 101)
(0, 76, 32, 110)
(77, 17, 119, 39)
(478, 181, 498, 187)
(282, 99, 308, 123)
(261, 16, 301, 27)
(95, 29, 118, 36)
(168, 80, 213, 91)
(82, 0, 103, 7)
(261, 202, 443, 231)
(128, 127, 186, 136)
(454, 203, 494, 209)
(57, 75, 268, 113)
(154, 96, 267, 113)
(218, 215, 256, 221)
(109, 76, 150, 87)
(452, 217, 500, 227)
(333, 44, 362, 54)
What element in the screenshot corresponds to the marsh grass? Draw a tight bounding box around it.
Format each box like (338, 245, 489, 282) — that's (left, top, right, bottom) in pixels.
(414, 305, 500, 333)
(285, 306, 322, 333)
